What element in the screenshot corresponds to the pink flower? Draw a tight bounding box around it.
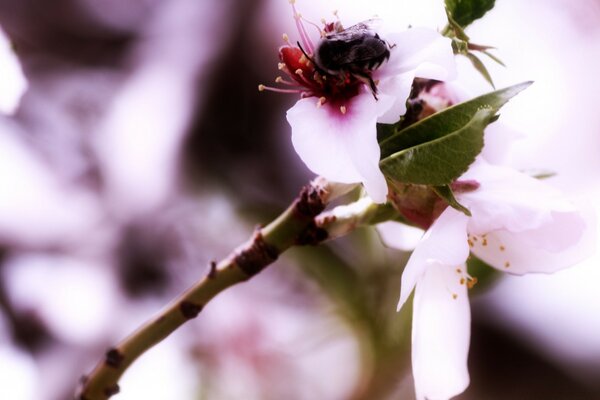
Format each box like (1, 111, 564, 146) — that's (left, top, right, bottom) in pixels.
(380, 159, 595, 400)
(261, 3, 456, 202)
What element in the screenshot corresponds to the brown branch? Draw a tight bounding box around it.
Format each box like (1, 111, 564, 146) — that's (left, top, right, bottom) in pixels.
(76, 178, 342, 400)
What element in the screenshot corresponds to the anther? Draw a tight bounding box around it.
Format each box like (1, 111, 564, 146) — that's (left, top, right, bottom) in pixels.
(467, 277, 478, 289)
(452, 293, 458, 300)
(278, 62, 286, 70)
(456, 268, 462, 273)
(258, 84, 265, 92)
(282, 33, 290, 44)
(316, 97, 326, 107)
(504, 261, 510, 268)
(295, 68, 303, 75)
(468, 239, 474, 248)
(299, 54, 307, 64)
(500, 245, 506, 251)
(340, 105, 347, 114)
(275, 76, 284, 83)
(460, 278, 466, 285)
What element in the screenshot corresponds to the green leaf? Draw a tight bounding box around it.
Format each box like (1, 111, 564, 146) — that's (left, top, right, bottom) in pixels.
(466, 52, 495, 88)
(481, 50, 506, 67)
(433, 185, 471, 216)
(380, 108, 494, 186)
(379, 81, 533, 158)
(445, 0, 496, 28)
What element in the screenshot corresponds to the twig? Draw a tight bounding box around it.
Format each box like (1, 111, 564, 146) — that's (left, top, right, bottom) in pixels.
(77, 177, 345, 400)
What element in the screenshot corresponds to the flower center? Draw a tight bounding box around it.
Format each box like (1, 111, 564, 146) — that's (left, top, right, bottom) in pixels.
(258, 1, 385, 114)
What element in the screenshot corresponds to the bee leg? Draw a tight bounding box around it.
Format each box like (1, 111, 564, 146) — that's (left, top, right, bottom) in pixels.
(352, 71, 379, 100)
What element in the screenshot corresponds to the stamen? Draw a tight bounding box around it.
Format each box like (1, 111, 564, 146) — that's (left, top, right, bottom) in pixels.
(290, 1, 315, 54)
(258, 84, 304, 94)
(275, 76, 299, 86)
(467, 277, 478, 289)
(340, 105, 347, 114)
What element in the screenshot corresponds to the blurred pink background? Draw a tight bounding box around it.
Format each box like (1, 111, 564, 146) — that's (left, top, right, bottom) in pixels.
(1, 0, 599, 399)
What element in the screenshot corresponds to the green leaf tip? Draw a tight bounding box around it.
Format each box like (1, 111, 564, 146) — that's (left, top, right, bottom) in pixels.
(445, 0, 496, 28)
(380, 108, 495, 186)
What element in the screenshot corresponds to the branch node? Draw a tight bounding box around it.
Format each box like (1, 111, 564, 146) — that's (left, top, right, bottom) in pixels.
(234, 231, 279, 277)
(296, 222, 329, 245)
(105, 348, 124, 369)
(179, 301, 204, 319)
(294, 183, 326, 218)
(207, 261, 217, 279)
(104, 384, 120, 397)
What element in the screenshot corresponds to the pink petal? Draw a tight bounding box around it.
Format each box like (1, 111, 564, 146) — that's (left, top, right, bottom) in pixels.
(398, 207, 470, 310)
(376, 221, 424, 251)
(377, 71, 416, 124)
(380, 28, 456, 81)
(287, 93, 390, 202)
(471, 205, 596, 274)
(412, 263, 471, 400)
(460, 161, 577, 235)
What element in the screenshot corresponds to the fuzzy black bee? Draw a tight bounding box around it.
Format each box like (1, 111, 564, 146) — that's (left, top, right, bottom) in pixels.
(312, 22, 391, 98)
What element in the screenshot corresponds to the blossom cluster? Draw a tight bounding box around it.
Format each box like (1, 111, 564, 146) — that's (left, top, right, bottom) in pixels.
(263, 2, 595, 399)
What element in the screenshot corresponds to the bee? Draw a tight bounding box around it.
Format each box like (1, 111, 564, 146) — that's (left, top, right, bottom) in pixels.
(311, 21, 391, 99)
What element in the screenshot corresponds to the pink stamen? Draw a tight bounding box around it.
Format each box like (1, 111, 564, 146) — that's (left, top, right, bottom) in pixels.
(276, 76, 301, 86)
(258, 84, 304, 94)
(290, 1, 314, 54)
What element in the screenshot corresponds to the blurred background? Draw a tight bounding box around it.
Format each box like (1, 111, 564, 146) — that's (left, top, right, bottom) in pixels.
(0, 0, 599, 399)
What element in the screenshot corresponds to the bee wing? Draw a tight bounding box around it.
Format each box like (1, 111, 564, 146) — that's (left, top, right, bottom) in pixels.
(326, 18, 382, 40)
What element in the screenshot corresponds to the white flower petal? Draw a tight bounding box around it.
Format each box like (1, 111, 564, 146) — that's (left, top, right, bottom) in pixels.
(287, 93, 390, 202)
(377, 71, 415, 124)
(0, 27, 28, 114)
(376, 221, 424, 251)
(472, 205, 596, 274)
(412, 263, 471, 400)
(398, 208, 470, 310)
(460, 161, 577, 235)
(481, 122, 524, 165)
(381, 28, 456, 81)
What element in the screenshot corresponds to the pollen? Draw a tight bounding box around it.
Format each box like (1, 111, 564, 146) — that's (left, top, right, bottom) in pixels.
(504, 261, 510, 268)
(456, 268, 462, 274)
(452, 293, 458, 300)
(340, 105, 347, 114)
(460, 278, 466, 285)
(468, 239, 474, 248)
(500, 245, 506, 251)
(467, 277, 478, 289)
(482, 237, 488, 246)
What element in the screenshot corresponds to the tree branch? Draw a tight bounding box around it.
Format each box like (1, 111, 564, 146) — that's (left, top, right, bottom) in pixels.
(77, 177, 348, 400)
